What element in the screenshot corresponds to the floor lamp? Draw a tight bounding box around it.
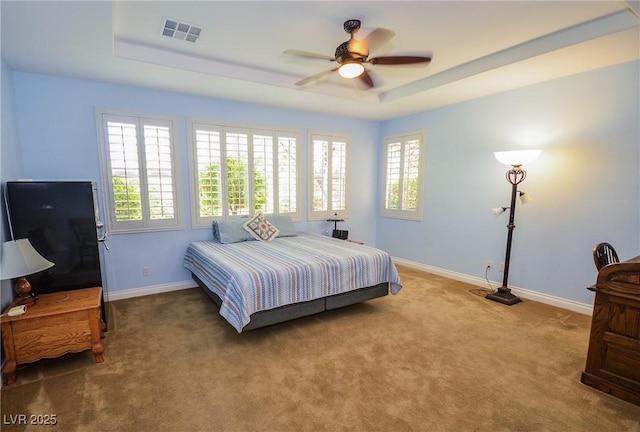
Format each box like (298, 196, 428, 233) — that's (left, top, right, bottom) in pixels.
(487, 149, 541, 306)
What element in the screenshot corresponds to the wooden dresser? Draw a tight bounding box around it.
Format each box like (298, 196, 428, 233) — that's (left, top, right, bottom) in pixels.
(581, 256, 640, 406)
(1, 287, 104, 385)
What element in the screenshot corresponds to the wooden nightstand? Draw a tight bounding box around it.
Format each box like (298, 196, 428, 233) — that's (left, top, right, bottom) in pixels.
(1, 287, 105, 385)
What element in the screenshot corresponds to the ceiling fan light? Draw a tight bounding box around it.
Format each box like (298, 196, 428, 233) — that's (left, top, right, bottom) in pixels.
(347, 39, 368, 57)
(338, 62, 365, 79)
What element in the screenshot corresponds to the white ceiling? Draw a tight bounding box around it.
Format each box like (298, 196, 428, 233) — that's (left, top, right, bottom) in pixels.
(2, 1, 639, 120)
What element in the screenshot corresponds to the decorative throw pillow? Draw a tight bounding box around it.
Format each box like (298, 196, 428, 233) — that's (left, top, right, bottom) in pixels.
(243, 212, 279, 241)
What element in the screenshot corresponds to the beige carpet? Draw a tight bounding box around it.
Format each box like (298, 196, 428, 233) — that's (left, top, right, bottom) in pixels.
(2, 266, 639, 432)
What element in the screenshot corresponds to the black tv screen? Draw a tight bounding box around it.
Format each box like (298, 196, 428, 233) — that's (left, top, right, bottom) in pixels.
(6, 181, 102, 295)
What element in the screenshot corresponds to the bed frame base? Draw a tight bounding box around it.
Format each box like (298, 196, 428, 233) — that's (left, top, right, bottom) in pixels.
(192, 274, 388, 332)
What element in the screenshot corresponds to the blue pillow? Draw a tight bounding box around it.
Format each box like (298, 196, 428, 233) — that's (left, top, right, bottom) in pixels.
(267, 214, 297, 237)
(215, 219, 255, 244)
(212, 221, 221, 242)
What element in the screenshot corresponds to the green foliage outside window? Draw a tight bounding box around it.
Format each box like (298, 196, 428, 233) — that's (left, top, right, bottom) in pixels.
(113, 177, 142, 221)
(253, 166, 267, 213)
(387, 182, 399, 209)
(199, 164, 220, 217)
(387, 178, 418, 210)
(198, 158, 267, 216)
(403, 177, 419, 210)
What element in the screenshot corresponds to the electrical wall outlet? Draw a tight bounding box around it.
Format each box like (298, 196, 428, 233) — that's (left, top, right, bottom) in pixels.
(486, 260, 493, 269)
(143, 267, 150, 276)
(499, 262, 505, 272)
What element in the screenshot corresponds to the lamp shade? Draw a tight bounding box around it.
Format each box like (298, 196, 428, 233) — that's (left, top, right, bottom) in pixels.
(491, 207, 508, 216)
(519, 191, 533, 204)
(494, 150, 541, 166)
(338, 62, 365, 78)
(0, 239, 54, 280)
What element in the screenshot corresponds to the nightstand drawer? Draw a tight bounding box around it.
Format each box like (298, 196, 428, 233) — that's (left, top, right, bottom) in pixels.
(13, 310, 93, 364)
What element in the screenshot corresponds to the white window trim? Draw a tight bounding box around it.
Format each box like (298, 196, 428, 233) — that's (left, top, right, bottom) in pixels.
(381, 129, 426, 221)
(96, 108, 183, 234)
(187, 118, 302, 228)
(308, 131, 350, 221)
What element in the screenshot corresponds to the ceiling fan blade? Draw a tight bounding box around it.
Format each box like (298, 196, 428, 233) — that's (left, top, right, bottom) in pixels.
(368, 56, 432, 65)
(358, 70, 374, 88)
(362, 28, 395, 53)
(283, 49, 335, 61)
(294, 68, 338, 86)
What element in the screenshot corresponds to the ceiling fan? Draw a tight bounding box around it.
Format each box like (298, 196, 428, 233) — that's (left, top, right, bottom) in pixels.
(284, 19, 432, 89)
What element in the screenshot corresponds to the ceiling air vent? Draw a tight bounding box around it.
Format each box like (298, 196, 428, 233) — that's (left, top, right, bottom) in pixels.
(162, 18, 201, 43)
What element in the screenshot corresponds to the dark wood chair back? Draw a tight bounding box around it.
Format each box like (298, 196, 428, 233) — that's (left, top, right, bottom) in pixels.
(593, 242, 620, 271)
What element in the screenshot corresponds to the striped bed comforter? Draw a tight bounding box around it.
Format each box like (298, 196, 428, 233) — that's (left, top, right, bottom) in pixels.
(184, 233, 402, 332)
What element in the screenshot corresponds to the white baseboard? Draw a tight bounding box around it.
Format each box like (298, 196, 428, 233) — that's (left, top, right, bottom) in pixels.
(106, 280, 197, 302)
(392, 257, 593, 316)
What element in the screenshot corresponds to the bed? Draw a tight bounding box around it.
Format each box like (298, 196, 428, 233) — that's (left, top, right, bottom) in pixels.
(183, 218, 402, 333)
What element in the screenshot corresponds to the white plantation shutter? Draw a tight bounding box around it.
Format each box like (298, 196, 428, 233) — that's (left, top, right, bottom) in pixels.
(382, 131, 425, 220)
(402, 139, 421, 211)
(312, 139, 329, 212)
(331, 141, 347, 211)
(309, 133, 349, 220)
(225, 130, 250, 216)
(97, 111, 182, 233)
(277, 136, 297, 213)
(188, 120, 301, 226)
(144, 124, 175, 220)
(107, 121, 142, 222)
(253, 134, 275, 214)
(194, 128, 223, 218)
(385, 142, 402, 211)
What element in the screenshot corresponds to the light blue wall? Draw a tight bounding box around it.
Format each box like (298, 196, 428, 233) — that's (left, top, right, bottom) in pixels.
(6, 61, 639, 307)
(1, 58, 23, 309)
(378, 60, 640, 305)
(11, 73, 379, 294)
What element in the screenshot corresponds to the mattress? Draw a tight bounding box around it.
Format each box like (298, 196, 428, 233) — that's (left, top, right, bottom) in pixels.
(184, 233, 402, 332)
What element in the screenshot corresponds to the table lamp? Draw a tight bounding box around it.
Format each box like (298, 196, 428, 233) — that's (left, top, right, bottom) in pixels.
(1, 239, 54, 305)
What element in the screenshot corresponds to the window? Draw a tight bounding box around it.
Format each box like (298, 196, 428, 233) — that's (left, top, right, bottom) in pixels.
(96, 110, 182, 233)
(309, 132, 350, 221)
(188, 120, 301, 227)
(382, 130, 425, 220)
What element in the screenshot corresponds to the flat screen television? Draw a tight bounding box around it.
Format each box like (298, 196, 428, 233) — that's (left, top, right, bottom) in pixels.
(5, 181, 108, 325)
